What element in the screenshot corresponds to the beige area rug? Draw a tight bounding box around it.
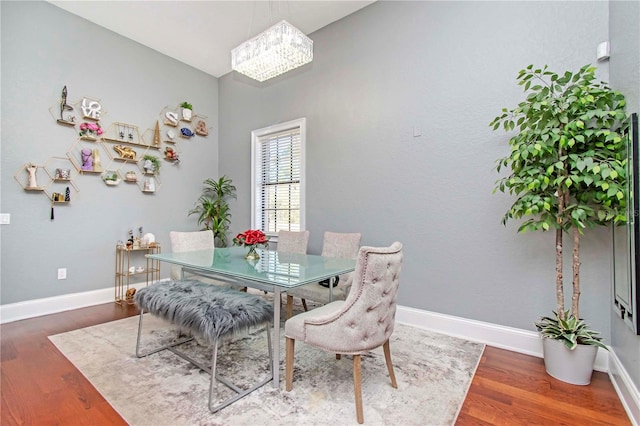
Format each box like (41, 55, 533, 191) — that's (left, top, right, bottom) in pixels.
(49, 301, 484, 426)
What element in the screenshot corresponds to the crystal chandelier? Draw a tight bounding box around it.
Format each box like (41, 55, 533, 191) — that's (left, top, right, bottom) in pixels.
(231, 20, 313, 82)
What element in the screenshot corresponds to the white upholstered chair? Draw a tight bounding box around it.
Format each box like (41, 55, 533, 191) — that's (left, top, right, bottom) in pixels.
(284, 242, 403, 424)
(170, 230, 214, 280)
(170, 230, 234, 288)
(285, 232, 361, 319)
(276, 230, 310, 254)
(276, 230, 310, 311)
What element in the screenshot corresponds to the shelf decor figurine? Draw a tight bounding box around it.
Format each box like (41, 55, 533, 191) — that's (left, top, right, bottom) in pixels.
(152, 121, 161, 147)
(26, 163, 39, 188)
(164, 146, 180, 163)
(81, 97, 102, 120)
(93, 149, 103, 172)
(113, 145, 136, 160)
(195, 120, 209, 136)
(55, 168, 70, 180)
(57, 85, 75, 126)
(81, 148, 94, 171)
(180, 127, 195, 138)
(164, 111, 179, 126)
(143, 177, 156, 192)
(125, 171, 137, 182)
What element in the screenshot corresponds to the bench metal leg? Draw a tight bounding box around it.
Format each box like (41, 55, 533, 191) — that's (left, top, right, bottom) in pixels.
(208, 321, 273, 413)
(135, 309, 194, 358)
(136, 309, 273, 413)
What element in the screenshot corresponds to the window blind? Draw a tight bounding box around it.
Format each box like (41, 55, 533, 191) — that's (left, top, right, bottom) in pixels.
(256, 127, 302, 234)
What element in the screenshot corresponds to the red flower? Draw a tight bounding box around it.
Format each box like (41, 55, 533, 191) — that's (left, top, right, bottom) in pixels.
(233, 229, 268, 247)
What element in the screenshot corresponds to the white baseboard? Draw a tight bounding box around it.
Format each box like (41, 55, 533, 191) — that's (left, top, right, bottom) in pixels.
(0, 280, 166, 324)
(1, 290, 636, 424)
(609, 350, 640, 426)
(396, 306, 639, 425)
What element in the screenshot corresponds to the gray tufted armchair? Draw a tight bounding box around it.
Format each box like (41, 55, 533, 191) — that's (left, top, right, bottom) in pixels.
(284, 242, 403, 424)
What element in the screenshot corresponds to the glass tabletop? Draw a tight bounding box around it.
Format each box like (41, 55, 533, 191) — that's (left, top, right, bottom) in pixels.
(147, 246, 356, 288)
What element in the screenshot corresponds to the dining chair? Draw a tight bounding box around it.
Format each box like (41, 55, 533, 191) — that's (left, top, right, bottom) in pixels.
(276, 230, 310, 311)
(285, 232, 361, 319)
(170, 230, 230, 287)
(284, 242, 403, 424)
(170, 230, 214, 279)
(277, 230, 310, 254)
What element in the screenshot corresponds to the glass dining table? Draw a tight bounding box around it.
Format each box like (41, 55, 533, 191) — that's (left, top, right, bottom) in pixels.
(146, 246, 356, 388)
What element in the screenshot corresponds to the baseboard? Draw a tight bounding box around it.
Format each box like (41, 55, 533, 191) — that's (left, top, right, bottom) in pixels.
(609, 350, 640, 425)
(2, 289, 636, 423)
(0, 280, 166, 324)
(396, 306, 610, 371)
(396, 306, 640, 424)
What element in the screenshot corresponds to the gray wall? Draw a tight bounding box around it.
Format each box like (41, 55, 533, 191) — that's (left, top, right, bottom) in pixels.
(220, 1, 615, 336)
(1, 1, 218, 304)
(610, 0, 640, 396)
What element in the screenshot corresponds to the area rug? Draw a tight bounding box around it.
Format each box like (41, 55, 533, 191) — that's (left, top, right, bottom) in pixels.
(49, 303, 484, 426)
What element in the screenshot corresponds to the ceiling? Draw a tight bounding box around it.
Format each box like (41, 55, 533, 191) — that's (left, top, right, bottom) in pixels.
(47, 1, 375, 78)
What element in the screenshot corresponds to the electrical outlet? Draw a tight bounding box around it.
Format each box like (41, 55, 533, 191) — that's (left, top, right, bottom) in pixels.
(57, 268, 67, 280)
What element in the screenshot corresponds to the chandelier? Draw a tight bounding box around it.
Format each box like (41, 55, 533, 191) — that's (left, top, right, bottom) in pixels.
(231, 20, 313, 82)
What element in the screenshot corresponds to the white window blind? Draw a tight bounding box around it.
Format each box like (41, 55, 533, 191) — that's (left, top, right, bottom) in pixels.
(252, 118, 306, 235)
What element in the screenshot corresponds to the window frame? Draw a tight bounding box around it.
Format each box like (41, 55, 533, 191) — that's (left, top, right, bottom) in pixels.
(250, 117, 306, 238)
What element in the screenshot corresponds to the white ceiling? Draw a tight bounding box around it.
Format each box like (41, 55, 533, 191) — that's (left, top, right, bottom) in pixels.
(47, 1, 374, 78)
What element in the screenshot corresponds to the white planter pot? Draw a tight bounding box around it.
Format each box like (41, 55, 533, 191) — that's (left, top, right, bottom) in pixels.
(541, 337, 598, 385)
(182, 108, 192, 121)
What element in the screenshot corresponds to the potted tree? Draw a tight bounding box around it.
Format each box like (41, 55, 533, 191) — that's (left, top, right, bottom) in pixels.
(188, 175, 237, 247)
(491, 64, 627, 384)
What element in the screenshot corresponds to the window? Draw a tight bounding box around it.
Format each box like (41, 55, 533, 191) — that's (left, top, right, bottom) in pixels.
(251, 118, 306, 236)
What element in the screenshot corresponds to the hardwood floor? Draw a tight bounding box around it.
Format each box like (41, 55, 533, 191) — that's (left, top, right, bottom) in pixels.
(0, 303, 632, 425)
(457, 347, 631, 425)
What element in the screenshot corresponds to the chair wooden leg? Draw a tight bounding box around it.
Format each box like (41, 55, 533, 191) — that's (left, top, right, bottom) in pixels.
(301, 298, 308, 311)
(285, 337, 295, 391)
(383, 340, 398, 388)
(336, 353, 341, 360)
(353, 354, 364, 424)
(286, 295, 294, 319)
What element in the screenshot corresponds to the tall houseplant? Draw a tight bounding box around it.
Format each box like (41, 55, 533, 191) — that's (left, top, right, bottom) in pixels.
(188, 176, 237, 247)
(491, 65, 627, 382)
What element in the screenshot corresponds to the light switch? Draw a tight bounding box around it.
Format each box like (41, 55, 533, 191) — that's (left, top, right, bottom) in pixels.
(0, 213, 10, 225)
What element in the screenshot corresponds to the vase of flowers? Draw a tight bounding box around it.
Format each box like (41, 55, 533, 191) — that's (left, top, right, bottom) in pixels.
(233, 229, 269, 260)
(79, 122, 104, 140)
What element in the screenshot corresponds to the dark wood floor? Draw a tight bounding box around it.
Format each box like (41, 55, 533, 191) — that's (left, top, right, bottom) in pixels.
(0, 303, 631, 425)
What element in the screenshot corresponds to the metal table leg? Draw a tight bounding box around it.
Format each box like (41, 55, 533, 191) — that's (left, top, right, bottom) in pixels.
(272, 286, 280, 388)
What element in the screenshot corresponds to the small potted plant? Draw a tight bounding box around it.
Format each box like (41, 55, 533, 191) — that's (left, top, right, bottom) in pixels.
(102, 170, 120, 186)
(141, 154, 160, 175)
(491, 64, 627, 384)
(180, 101, 193, 121)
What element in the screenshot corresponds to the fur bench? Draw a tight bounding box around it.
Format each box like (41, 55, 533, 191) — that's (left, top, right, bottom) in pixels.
(134, 280, 273, 413)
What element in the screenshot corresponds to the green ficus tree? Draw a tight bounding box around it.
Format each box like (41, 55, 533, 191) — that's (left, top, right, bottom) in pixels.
(491, 64, 627, 323)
